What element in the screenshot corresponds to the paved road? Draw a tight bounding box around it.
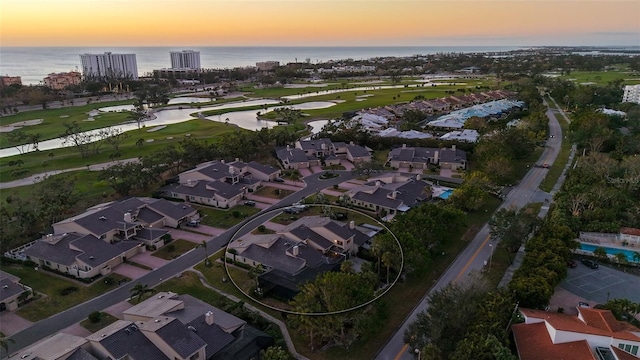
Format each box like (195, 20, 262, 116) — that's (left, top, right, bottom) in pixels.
(376, 98, 566, 360)
(5, 171, 356, 355)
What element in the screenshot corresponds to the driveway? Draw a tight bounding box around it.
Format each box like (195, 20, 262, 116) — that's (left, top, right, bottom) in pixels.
(245, 193, 279, 205)
(103, 300, 134, 320)
(310, 165, 323, 174)
(338, 180, 366, 190)
(61, 323, 92, 338)
(340, 160, 355, 171)
(559, 262, 640, 305)
(263, 221, 286, 232)
(166, 228, 210, 243)
(112, 262, 149, 280)
(298, 168, 313, 177)
(261, 182, 303, 191)
(321, 189, 343, 197)
(128, 251, 169, 270)
(0, 311, 32, 336)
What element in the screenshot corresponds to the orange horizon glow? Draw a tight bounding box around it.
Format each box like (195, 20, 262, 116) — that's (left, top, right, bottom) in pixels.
(1, 0, 639, 47)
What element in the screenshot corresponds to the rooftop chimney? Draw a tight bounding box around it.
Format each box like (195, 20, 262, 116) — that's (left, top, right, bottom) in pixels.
(416, 174, 421, 181)
(286, 144, 290, 151)
(350, 141, 354, 145)
(375, 180, 381, 187)
(349, 221, 355, 230)
(433, 150, 439, 164)
(292, 245, 300, 256)
(205, 311, 214, 326)
(124, 212, 132, 223)
(221, 159, 225, 164)
(391, 191, 398, 199)
(235, 158, 239, 162)
(402, 144, 407, 148)
(451, 144, 456, 151)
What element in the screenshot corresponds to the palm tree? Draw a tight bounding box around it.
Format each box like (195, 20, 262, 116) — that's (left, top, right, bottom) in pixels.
(130, 282, 156, 303)
(633, 251, 640, 268)
(197, 240, 211, 266)
(593, 247, 608, 264)
(614, 253, 628, 268)
(0, 332, 14, 355)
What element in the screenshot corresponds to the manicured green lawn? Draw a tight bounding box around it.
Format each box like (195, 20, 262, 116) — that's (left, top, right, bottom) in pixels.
(0, 119, 237, 180)
(253, 186, 295, 199)
(153, 239, 198, 260)
(559, 69, 640, 86)
(80, 312, 119, 333)
(0, 100, 135, 147)
(196, 204, 261, 229)
(1, 264, 129, 322)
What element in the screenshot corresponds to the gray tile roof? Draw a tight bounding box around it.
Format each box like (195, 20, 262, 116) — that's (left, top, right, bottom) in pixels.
(66, 347, 99, 360)
(169, 294, 246, 333)
(195, 162, 233, 181)
(323, 221, 355, 242)
(111, 197, 147, 213)
(72, 234, 132, 266)
(136, 207, 164, 225)
(347, 144, 371, 158)
(439, 148, 467, 163)
(352, 187, 403, 209)
(289, 225, 334, 249)
(134, 228, 169, 241)
(0, 277, 25, 302)
(276, 148, 309, 163)
(99, 323, 168, 360)
(205, 181, 243, 199)
(23, 233, 83, 266)
(298, 138, 332, 151)
(240, 237, 306, 275)
(155, 318, 207, 358)
(146, 198, 197, 221)
(166, 180, 242, 200)
(74, 206, 137, 238)
(247, 161, 278, 176)
(186, 315, 235, 358)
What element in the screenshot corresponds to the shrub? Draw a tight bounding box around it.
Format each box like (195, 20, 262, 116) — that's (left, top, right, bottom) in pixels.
(232, 210, 241, 218)
(60, 286, 79, 296)
(88, 311, 102, 323)
(258, 225, 266, 233)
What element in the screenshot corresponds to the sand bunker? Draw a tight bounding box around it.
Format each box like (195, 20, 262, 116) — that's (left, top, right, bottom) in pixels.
(0, 119, 43, 132)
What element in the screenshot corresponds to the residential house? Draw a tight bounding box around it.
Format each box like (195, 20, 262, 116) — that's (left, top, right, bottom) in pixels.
(294, 138, 340, 166)
(0, 270, 32, 312)
(346, 143, 373, 164)
(620, 228, 640, 246)
(8, 333, 95, 360)
(136, 316, 207, 360)
(512, 307, 640, 360)
(387, 145, 467, 170)
(346, 174, 432, 219)
(12, 197, 199, 280)
(163, 180, 244, 209)
(439, 129, 480, 143)
(86, 320, 171, 360)
(275, 146, 312, 169)
(227, 216, 373, 299)
(22, 232, 141, 279)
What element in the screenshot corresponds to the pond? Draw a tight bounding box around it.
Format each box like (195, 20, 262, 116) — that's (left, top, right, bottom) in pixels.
(0, 99, 337, 157)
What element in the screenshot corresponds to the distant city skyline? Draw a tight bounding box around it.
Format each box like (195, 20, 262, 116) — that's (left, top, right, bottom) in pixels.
(1, 0, 639, 47)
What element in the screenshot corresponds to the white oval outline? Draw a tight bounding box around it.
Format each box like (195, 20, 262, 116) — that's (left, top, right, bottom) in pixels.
(224, 204, 404, 316)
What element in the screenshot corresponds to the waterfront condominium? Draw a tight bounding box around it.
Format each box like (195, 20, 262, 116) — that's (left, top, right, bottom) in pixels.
(170, 50, 201, 70)
(80, 52, 138, 80)
(623, 84, 640, 104)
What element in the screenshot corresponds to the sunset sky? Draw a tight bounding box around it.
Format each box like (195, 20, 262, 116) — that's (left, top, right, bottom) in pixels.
(1, 0, 639, 47)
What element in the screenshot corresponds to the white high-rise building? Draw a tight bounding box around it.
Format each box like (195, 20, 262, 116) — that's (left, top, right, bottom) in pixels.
(170, 50, 201, 70)
(623, 85, 640, 104)
(80, 52, 138, 80)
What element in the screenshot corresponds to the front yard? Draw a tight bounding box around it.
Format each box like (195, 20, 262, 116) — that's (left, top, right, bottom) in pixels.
(196, 204, 261, 228)
(153, 239, 198, 260)
(2, 264, 129, 322)
(253, 186, 295, 199)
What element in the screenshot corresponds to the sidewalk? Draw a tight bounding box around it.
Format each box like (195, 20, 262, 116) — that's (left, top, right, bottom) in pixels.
(190, 268, 308, 360)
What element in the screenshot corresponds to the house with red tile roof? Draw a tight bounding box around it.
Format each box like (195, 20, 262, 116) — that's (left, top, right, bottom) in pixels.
(512, 307, 640, 360)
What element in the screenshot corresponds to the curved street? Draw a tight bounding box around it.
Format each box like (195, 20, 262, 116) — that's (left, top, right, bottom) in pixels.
(4, 171, 356, 355)
(376, 98, 568, 360)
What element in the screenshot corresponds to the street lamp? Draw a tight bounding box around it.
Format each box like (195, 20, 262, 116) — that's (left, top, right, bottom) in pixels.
(415, 348, 421, 360)
(489, 243, 494, 269)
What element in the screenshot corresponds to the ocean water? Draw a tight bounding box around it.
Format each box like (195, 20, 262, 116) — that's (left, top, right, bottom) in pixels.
(0, 46, 524, 85)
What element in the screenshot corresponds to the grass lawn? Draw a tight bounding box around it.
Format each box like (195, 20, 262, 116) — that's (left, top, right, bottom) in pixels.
(559, 69, 640, 86)
(196, 204, 261, 229)
(0, 99, 135, 147)
(253, 186, 295, 199)
(0, 119, 238, 180)
(80, 312, 119, 333)
(153, 239, 198, 260)
(1, 264, 129, 322)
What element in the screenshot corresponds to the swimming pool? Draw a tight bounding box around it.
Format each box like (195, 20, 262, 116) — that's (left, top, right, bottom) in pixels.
(580, 243, 640, 263)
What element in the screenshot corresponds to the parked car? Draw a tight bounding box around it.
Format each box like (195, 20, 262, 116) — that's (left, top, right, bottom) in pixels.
(186, 220, 200, 227)
(283, 206, 303, 214)
(581, 259, 599, 269)
(274, 177, 285, 183)
(567, 259, 577, 268)
(244, 200, 256, 206)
